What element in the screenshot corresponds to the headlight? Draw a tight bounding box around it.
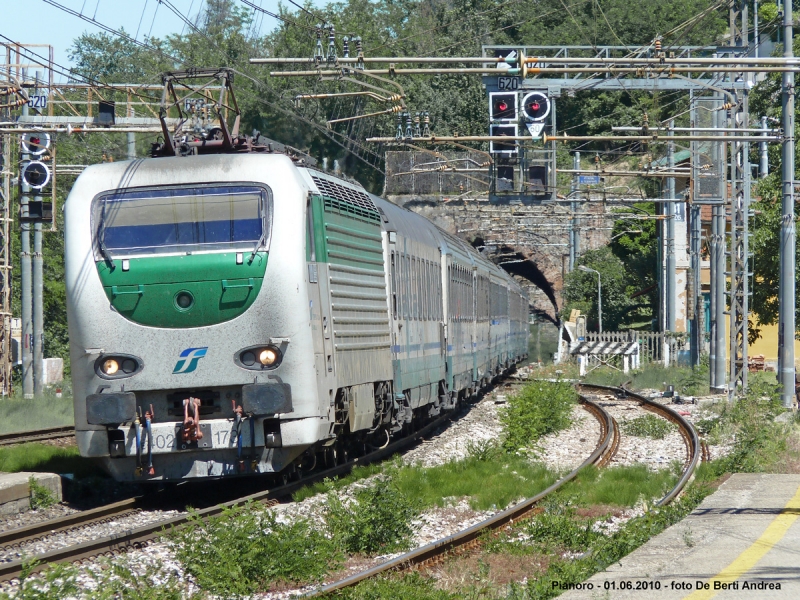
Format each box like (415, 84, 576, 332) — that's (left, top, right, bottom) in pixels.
(95, 354, 143, 379)
(236, 345, 282, 370)
(259, 348, 278, 366)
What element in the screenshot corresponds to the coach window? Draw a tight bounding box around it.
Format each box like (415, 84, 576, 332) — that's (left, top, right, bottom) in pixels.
(390, 251, 397, 319)
(423, 261, 428, 321)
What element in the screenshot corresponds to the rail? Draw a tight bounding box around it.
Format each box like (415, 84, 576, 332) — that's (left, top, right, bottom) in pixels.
(0, 425, 74, 446)
(576, 383, 701, 505)
(309, 392, 619, 596)
(0, 403, 468, 582)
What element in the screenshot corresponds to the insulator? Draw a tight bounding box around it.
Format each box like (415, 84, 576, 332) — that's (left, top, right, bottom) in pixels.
(395, 113, 404, 139)
(342, 36, 350, 59)
(355, 37, 363, 55)
(655, 38, 662, 52)
(327, 25, 336, 62)
(414, 113, 421, 138)
(314, 25, 324, 62)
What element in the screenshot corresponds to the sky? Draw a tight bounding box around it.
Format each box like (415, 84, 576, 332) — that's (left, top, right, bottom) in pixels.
(0, 0, 300, 81)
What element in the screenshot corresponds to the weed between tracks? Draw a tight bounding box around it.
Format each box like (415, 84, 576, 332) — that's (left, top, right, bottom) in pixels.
(621, 414, 677, 439)
(8, 377, 797, 599)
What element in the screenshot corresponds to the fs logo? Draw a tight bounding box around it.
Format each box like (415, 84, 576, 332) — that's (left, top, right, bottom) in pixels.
(172, 347, 208, 374)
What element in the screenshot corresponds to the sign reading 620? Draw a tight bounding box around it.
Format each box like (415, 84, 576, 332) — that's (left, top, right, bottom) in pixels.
(498, 77, 520, 91)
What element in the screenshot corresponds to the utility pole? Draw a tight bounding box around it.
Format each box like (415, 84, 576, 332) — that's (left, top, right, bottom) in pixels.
(666, 120, 676, 333)
(778, 0, 795, 407)
(570, 151, 579, 271)
(760, 115, 769, 178)
(127, 132, 136, 160)
(32, 71, 43, 397)
(19, 74, 32, 398)
(0, 95, 11, 396)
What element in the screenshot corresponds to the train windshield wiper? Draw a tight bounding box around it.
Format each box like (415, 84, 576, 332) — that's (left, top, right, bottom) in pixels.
(249, 229, 267, 263)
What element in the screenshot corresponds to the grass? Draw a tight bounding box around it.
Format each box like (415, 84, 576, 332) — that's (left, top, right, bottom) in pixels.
(29, 476, 56, 510)
(326, 478, 420, 555)
(0, 393, 74, 435)
(583, 362, 710, 396)
(0, 443, 101, 478)
(170, 501, 342, 598)
(557, 464, 680, 507)
(621, 414, 677, 439)
(391, 451, 560, 511)
(500, 381, 576, 452)
(293, 462, 386, 503)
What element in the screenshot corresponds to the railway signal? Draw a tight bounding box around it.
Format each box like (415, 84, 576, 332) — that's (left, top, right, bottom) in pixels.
(489, 124, 518, 155)
(489, 92, 517, 122)
(20, 160, 50, 190)
(521, 93, 550, 138)
(21, 132, 50, 156)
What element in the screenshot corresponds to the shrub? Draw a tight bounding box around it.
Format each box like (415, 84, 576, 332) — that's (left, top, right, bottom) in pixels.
(29, 477, 56, 511)
(171, 502, 341, 597)
(325, 479, 419, 555)
(500, 381, 575, 452)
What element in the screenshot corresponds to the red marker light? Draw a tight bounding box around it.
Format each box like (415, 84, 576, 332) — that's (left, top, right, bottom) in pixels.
(530, 102, 540, 111)
(497, 101, 508, 112)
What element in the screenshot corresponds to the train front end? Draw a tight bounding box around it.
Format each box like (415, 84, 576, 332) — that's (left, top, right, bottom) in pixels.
(65, 154, 325, 481)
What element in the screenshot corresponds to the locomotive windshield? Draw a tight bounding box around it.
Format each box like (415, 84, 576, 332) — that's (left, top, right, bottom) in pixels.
(94, 185, 271, 257)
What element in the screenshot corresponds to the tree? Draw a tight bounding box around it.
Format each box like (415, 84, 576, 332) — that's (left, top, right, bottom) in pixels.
(561, 247, 639, 331)
(746, 33, 800, 339)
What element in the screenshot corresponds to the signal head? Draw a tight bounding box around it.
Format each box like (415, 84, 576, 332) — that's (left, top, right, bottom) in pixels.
(489, 124, 518, 155)
(21, 160, 51, 190)
(21, 132, 50, 156)
(521, 92, 550, 123)
(489, 92, 518, 122)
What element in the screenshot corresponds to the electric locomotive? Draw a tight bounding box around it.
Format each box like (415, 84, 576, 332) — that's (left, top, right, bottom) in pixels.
(65, 150, 529, 481)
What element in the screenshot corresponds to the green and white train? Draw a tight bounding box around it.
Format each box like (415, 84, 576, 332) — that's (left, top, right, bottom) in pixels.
(65, 151, 529, 481)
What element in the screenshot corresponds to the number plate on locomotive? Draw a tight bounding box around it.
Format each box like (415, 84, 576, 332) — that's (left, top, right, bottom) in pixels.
(119, 420, 261, 455)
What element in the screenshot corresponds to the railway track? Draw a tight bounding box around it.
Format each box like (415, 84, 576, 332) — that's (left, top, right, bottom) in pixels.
(0, 392, 490, 582)
(309, 383, 699, 596)
(0, 426, 75, 446)
(0, 382, 699, 592)
(577, 383, 701, 506)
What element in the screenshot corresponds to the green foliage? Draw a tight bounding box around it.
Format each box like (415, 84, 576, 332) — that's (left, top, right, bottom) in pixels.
(391, 451, 558, 511)
(516, 484, 712, 599)
(746, 33, 800, 337)
(0, 393, 73, 435)
(325, 478, 420, 555)
(520, 507, 601, 551)
(0, 444, 100, 478)
(561, 247, 641, 331)
(553, 464, 678, 507)
(293, 462, 386, 503)
(610, 203, 659, 323)
(583, 363, 708, 396)
(28, 477, 56, 511)
(500, 381, 576, 452)
(706, 379, 789, 474)
(621, 414, 676, 439)
(170, 502, 341, 596)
